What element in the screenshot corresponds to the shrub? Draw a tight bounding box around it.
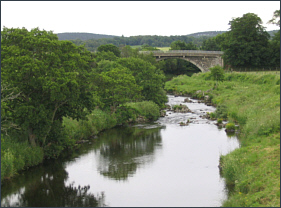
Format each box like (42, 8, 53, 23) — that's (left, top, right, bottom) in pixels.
(124, 101, 160, 121)
(172, 105, 183, 110)
(209, 65, 225, 87)
(115, 105, 139, 124)
(226, 122, 236, 131)
(217, 118, 223, 124)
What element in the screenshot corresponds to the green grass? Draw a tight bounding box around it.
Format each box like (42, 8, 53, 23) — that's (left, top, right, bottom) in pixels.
(156, 47, 171, 51)
(1, 136, 44, 181)
(165, 71, 280, 207)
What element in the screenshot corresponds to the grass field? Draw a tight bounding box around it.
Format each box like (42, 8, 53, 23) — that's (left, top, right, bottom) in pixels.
(129, 46, 171, 51)
(156, 47, 171, 51)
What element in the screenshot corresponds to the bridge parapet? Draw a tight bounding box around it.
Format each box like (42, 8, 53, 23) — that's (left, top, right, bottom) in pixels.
(139, 50, 223, 55)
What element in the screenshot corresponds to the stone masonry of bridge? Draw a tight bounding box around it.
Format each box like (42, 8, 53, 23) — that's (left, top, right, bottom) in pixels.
(140, 50, 224, 72)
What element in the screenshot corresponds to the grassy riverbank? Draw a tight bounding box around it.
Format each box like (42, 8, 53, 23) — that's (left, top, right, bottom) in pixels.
(1, 101, 160, 182)
(165, 72, 280, 207)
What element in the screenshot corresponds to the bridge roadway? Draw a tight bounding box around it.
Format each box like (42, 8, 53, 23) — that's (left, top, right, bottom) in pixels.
(140, 50, 224, 72)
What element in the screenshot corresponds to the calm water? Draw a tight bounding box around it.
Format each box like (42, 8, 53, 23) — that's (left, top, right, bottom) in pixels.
(1, 95, 240, 207)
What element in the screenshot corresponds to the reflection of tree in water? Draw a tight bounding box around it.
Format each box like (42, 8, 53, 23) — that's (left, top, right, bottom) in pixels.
(96, 126, 162, 180)
(1, 159, 107, 207)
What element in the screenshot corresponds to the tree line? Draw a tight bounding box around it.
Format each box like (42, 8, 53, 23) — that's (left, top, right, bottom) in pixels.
(1, 27, 168, 179)
(70, 34, 211, 52)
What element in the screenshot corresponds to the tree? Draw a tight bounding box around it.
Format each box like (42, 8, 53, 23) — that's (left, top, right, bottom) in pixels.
(267, 10, 280, 67)
(1, 27, 97, 147)
(116, 57, 167, 107)
(201, 33, 227, 51)
(95, 51, 118, 62)
(222, 13, 270, 68)
(1, 83, 21, 135)
(209, 65, 225, 88)
(170, 40, 187, 50)
(97, 67, 142, 109)
(120, 45, 139, 58)
(268, 10, 280, 26)
(97, 44, 121, 57)
(170, 40, 198, 50)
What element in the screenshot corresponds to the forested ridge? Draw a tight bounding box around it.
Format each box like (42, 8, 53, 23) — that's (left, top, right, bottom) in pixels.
(57, 32, 119, 41)
(57, 30, 279, 52)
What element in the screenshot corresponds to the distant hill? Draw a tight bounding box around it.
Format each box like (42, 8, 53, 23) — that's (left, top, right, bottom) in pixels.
(56, 32, 119, 41)
(186, 30, 279, 37)
(57, 30, 278, 41)
(186, 31, 226, 37)
(267, 30, 279, 37)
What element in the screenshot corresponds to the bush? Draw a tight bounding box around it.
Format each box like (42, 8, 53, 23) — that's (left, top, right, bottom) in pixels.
(217, 118, 223, 124)
(226, 122, 236, 131)
(115, 105, 139, 124)
(124, 101, 160, 121)
(209, 65, 225, 84)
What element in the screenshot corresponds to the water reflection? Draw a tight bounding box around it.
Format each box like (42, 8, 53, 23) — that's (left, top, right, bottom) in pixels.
(1, 159, 106, 207)
(1, 95, 241, 207)
(94, 126, 162, 180)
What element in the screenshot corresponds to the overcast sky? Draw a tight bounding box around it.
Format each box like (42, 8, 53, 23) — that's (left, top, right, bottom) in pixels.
(1, 1, 280, 37)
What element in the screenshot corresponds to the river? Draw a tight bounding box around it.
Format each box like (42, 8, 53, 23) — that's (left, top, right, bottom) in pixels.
(1, 95, 240, 207)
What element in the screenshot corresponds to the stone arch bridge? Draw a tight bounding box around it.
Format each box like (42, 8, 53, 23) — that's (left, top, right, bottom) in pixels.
(140, 50, 224, 72)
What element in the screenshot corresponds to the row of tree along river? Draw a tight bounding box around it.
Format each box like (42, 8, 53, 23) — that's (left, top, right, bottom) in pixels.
(1, 95, 240, 207)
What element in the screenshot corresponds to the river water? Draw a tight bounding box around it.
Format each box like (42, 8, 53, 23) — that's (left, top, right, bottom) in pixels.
(1, 95, 240, 207)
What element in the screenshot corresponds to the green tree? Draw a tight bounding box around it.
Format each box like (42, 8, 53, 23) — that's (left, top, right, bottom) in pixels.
(267, 10, 280, 67)
(170, 40, 198, 50)
(170, 40, 187, 50)
(268, 10, 280, 26)
(1, 27, 97, 147)
(201, 33, 227, 51)
(116, 57, 167, 107)
(209, 65, 225, 88)
(120, 45, 139, 58)
(95, 51, 118, 62)
(97, 44, 121, 57)
(222, 13, 270, 68)
(96, 67, 142, 109)
(1, 83, 21, 135)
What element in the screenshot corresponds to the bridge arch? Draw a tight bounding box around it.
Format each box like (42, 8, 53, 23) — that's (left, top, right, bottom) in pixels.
(156, 57, 205, 72)
(140, 50, 224, 72)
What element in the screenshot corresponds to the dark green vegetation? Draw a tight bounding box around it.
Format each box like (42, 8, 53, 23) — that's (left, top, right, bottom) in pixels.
(165, 71, 280, 207)
(1, 27, 167, 181)
(202, 13, 280, 69)
(64, 33, 215, 52)
(58, 30, 278, 53)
